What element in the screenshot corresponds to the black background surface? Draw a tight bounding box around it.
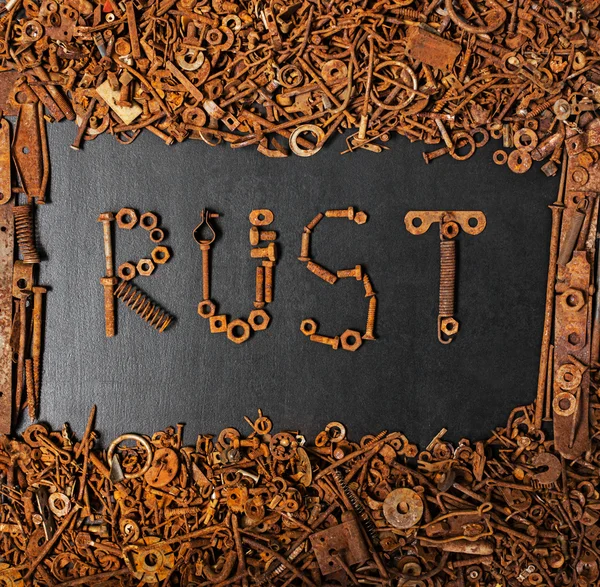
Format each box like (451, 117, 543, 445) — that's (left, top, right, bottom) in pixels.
(30, 121, 558, 448)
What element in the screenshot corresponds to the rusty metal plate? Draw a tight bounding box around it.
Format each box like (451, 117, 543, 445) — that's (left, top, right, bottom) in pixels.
(309, 512, 370, 575)
(0, 203, 14, 434)
(405, 27, 461, 73)
(0, 72, 20, 117)
(12, 102, 48, 201)
(404, 211, 486, 236)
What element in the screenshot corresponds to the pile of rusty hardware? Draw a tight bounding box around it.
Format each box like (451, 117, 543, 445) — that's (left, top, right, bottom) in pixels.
(0, 401, 595, 585)
(0, 0, 599, 167)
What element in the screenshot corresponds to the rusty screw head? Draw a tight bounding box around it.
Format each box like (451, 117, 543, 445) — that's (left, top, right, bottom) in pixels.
(118, 262, 136, 281)
(151, 246, 171, 265)
(140, 212, 159, 231)
(136, 259, 155, 276)
(250, 242, 277, 262)
(116, 208, 138, 229)
(97, 212, 115, 223)
(248, 309, 270, 331)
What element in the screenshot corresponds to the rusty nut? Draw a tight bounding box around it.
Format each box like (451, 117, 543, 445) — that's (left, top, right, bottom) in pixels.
(340, 329, 363, 352)
(300, 319, 318, 336)
(209, 315, 228, 333)
(227, 319, 251, 344)
(198, 300, 216, 318)
(140, 212, 159, 231)
(151, 246, 171, 265)
(248, 309, 270, 331)
(137, 259, 155, 276)
(117, 262, 136, 281)
(116, 207, 138, 229)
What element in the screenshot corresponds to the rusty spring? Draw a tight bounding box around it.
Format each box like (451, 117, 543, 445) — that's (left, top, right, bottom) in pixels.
(439, 239, 456, 318)
(114, 280, 173, 332)
(13, 204, 40, 264)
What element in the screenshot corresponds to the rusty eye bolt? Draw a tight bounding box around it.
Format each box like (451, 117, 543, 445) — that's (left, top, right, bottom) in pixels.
(405, 211, 487, 344)
(193, 209, 219, 318)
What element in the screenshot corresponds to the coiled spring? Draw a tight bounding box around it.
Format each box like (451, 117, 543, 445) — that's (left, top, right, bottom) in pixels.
(439, 239, 456, 318)
(13, 204, 40, 263)
(114, 280, 173, 332)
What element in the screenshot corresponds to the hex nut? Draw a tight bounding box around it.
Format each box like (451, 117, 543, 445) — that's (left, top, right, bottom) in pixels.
(118, 262, 136, 281)
(300, 319, 318, 336)
(140, 212, 159, 231)
(248, 309, 270, 331)
(137, 258, 155, 276)
(150, 228, 165, 243)
(151, 246, 171, 265)
(116, 207, 138, 229)
(209, 315, 228, 333)
(227, 319, 251, 344)
(340, 329, 363, 352)
(198, 300, 216, 318)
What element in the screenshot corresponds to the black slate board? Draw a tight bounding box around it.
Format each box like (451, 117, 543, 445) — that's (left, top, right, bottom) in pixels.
(29, 121, 557, 448)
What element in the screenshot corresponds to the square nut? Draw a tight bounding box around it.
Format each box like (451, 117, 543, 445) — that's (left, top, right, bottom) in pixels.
(209, 315, 228, 333)
(151, 246, 171, 265)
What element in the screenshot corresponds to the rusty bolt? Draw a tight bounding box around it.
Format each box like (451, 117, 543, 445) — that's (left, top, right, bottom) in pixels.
(337, 265, 362, 280)
(249, 227, 277, 246)
(255, 266, 265, 309)
(326, 207, 354, 220)
(251, 242, 276, 262)
(307, 261, 337, 284)
(310, 334, 340, 349)
(263, 260, 274, 303)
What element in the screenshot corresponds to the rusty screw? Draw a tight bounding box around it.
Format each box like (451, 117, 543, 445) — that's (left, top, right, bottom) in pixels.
(363, 274, 376, 297)
(307, 261, 337, 284)
(31, 286, 47, 403)
(363, 296, 377, 340)
(97, 212, 116, 338)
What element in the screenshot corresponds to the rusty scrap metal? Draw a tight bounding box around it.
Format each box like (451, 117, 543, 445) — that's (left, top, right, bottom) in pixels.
(0, 0, 595, 166)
